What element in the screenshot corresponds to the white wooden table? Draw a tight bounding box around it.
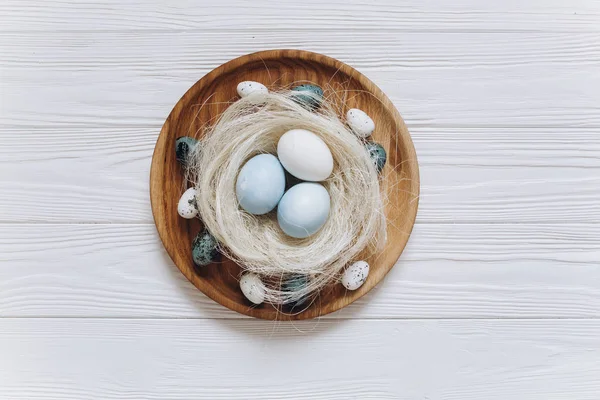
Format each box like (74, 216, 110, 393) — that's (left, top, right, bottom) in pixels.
(1, 1, 599, 398)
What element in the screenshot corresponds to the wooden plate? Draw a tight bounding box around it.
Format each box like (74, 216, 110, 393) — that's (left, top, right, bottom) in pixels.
(150, 50, 419, 320)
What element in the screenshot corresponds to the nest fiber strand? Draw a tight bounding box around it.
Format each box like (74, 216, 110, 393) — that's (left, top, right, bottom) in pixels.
(187, 89, 386, 305)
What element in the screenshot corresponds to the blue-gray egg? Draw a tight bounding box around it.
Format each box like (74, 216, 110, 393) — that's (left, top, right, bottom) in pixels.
(282, 274, 310, 307)
(365, 142, 387, 173)
(192, 229, 219, 267)
(236, 154, 286, 215)
(291, 84, 324, 110)
(175, 136, 198, 166)
(277, 182, 330, 239)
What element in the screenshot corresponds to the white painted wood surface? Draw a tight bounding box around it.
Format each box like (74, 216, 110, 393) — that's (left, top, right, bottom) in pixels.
(2, 319, 600, 399)
(1, 223, 599, 319)
(1, 1, 599, 398)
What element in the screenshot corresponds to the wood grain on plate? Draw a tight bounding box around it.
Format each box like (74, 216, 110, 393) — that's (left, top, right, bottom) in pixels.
(150, 50, 420, 319)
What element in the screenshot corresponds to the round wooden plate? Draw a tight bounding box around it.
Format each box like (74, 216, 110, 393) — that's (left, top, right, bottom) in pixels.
(150, 50, 419, 320)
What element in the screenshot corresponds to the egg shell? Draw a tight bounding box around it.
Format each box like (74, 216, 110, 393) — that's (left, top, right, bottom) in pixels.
(347, 108, 375, 138)
(291, 84, 324, 110)
(365, 142, 387, 173)
(240, 273, 266, 305)
(236, 81, 268, 98)
(277, 182, 330, 239)
(341, 261, 370, 290)
(177, 187, 198, 219)
(192, 230, 219, 267)
(277, 129, 334, 182)
(236, 154, 286, 215)
(175, 136, 198, 166)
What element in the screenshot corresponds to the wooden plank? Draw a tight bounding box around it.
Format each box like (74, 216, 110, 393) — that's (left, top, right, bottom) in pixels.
(1, 27, 599, 223)
(1, 223, 598, 319)
(2, 31, 600, 128)
(1, 0, 598, 32)
(1, 318, 599, 399)
(1, 125, 598, 223)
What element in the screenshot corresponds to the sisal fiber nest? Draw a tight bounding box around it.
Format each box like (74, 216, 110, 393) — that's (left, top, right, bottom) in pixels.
(186, 89, 386, 305)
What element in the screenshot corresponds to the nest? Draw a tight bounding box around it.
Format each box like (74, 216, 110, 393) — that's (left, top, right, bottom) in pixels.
(186, 89, 386, 305)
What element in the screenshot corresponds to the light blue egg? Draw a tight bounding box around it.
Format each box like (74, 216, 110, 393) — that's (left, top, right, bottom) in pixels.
(236, 154, 286, 215)
(277, 183, 330, 239)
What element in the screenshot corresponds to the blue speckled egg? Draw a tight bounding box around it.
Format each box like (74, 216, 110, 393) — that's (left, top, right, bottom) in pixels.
(365, 142, 387, 173)
(175, 136, 198, 166)
(236, 154, 286, 215)
(291, 84, 324, 110)
(192, 229, 219, 267)
(282, 274, 310, 307)
(277, 182, 330, 239)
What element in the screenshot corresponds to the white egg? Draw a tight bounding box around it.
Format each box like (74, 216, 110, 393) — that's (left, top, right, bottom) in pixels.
(341, 261, 370, 290)
(236, 81, 268, 98)
(240, 273, 266, 305)
(277, 182, 330, 239)
(177, 187, 198, 219)
(346, 108, 375, 138)
(277, 129, 334, 181)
